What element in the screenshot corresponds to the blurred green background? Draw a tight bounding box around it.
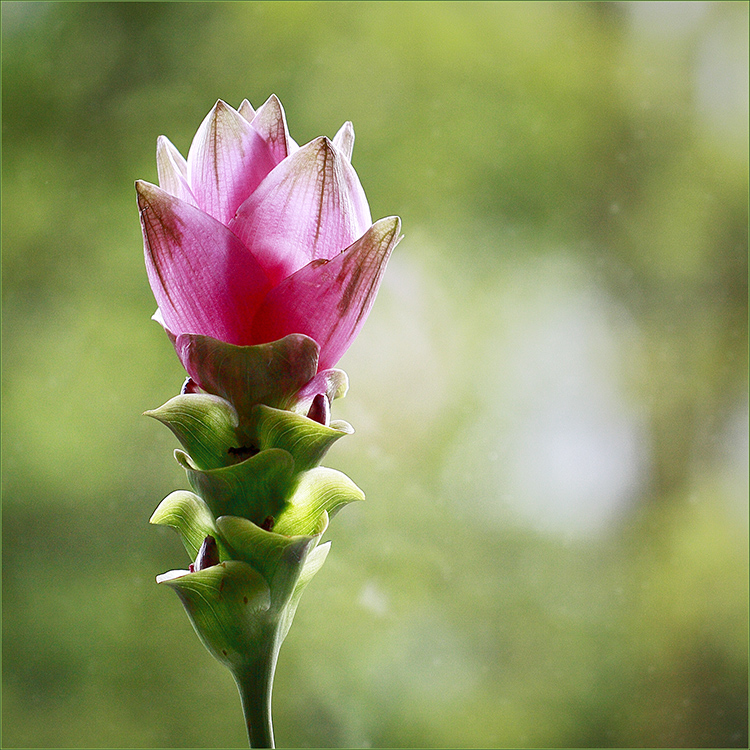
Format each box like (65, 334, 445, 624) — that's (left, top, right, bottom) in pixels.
(2, 2, 748, 747)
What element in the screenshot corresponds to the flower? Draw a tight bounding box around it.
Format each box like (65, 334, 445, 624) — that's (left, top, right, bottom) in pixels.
(137, 95, 401, 375)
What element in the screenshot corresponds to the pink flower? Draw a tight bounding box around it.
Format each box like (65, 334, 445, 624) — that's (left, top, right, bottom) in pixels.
(137, 95, 401, 374)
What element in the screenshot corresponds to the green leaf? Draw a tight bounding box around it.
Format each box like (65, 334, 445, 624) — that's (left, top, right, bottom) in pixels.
(273, 467, 364, 536)
(176, 447, 295, 524)
(158, 561, 272, 672)
(145, 393, 239, 470)
(278, 540, 331, 642)
(217, 512, 328, 611)
(252, 403, 353, 473)
(174, 333, 320, 424)
(149, 490, 230, 561)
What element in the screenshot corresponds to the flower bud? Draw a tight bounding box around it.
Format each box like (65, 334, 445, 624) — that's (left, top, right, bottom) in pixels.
(190, 535, 220, 572)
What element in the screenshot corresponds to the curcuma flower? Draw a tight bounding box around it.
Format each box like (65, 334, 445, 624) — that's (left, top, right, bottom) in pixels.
(139, 96, 399, 748)
(136, 95, 401, 376)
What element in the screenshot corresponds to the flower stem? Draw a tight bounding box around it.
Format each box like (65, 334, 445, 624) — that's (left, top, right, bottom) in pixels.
(233, 640, 279, 749)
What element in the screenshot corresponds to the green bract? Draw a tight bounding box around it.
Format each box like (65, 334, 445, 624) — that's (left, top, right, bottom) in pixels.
(176, 446, 295, 524)
(171, 332, 348, 426)
(159, 561, 272, 671)
(253, 404, 353, 473)
(147, 335, 362, 741)
(145, 394, 239, 471)
(150, 490, 229, 560)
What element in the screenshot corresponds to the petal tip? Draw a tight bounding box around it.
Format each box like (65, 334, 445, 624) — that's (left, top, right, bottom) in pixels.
(238, 98, 255, 120)
(135, 179, 162, 204)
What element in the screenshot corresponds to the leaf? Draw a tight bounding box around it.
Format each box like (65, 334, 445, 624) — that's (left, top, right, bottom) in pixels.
(158, 561, 272, 672)
(273, 467, 364, 537)
(145, 393, 239, 470)
(176, 447, 295, 524)
(252, 404, 353, 473)
(149, 490, 230, 561)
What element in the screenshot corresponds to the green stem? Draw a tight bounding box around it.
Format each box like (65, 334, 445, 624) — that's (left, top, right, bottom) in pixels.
(233, 638, 279, 749)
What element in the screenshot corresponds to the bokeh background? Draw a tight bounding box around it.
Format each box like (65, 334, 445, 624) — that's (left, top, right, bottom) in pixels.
(3, 2, 748, 747)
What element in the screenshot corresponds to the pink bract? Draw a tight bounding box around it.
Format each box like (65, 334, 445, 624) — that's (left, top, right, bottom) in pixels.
(137, 95, 401, 375)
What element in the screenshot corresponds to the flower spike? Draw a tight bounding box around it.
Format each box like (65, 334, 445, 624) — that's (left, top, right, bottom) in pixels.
(139, 93, 400, 748)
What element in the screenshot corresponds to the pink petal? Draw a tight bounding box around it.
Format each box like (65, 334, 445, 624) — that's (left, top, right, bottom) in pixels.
(229, 137, 372, 287)
(249, 94, 298, 163)
(332, 121, 354, 162)
(186, 100, 276, 225)
(237, 98, 255, 122)
(294, 368, 349, 414)
(250, 216, 402, 370)
(156, 136, 198, 207)
(137, 180, 271, 345)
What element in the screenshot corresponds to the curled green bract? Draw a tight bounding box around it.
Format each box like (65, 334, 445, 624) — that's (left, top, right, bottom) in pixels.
(158, 561, 272, 671)
(177, 447, 296, 524)
(253, 403, 353, 474)
(144, 394, 239, 471)
(150, 490, 229, 560)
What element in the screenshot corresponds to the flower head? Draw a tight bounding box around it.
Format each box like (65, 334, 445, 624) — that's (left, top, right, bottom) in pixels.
(137, 96, 401, 377)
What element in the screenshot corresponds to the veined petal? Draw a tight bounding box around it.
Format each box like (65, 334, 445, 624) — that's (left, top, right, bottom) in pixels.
(229, 136, 372, 286)
(187, 100, 276, 225)
(332, 121, 354, 162)
(156, 135, 198, 207)
(251, 216, 402, 370)
(237, 98, 255, 122)
(250, 94, 298, 164)
(136, 180, 271, 345)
